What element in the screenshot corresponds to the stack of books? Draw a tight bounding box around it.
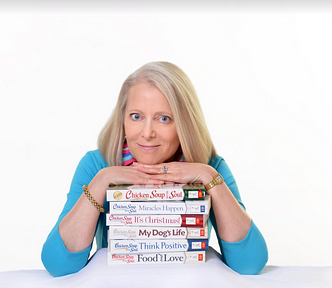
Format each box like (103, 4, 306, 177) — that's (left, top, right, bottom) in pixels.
(105, 183, 211, 265)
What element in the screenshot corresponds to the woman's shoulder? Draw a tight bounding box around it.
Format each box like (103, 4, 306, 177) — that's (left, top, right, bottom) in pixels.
(208, 154, 225, 168)
(78, 149, 109, 169)
(208, 155, 235, 181)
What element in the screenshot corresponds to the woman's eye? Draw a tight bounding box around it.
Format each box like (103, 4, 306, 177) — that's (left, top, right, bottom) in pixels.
(159, 116, 171, 123)
(130, 113, 141, 121)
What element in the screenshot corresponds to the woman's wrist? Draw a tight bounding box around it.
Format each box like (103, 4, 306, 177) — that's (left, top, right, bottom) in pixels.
(201, 165, 218, 186)
(87, 168, 113, 200)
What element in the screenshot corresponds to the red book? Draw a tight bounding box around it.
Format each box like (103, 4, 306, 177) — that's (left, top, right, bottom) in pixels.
(106, 213, 209, 227)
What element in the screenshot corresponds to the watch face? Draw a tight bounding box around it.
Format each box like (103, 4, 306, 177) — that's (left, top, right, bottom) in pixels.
(216, 174, 223, 183)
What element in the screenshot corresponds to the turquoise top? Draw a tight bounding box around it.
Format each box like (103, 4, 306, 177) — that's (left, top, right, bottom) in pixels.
(41, 150, 268, 277)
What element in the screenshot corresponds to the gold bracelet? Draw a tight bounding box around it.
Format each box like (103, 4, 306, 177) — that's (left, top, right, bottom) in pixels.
(204, 173, 224, 191)
(82, 185, 105, 213)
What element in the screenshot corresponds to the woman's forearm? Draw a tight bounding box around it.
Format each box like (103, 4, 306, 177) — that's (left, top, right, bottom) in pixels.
(58, 166, 164, 253)
(58, 192, 102, 252)
(208, 182, 252, 242)
(58, 166, 114, 252)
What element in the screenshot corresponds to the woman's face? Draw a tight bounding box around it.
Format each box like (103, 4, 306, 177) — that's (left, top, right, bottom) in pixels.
(124, 81, 180, 165)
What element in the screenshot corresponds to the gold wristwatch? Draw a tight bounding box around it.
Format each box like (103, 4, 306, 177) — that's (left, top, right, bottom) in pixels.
(204, 173, 224, 191)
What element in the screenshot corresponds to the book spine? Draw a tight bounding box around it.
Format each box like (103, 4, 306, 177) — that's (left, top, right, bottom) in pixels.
(108, 227, 188, 239)
(106, 213, 207, 227)
(183, 189, 206, 200)
(109, 196, 210, 215)
(107, 188, 185, 201)
(187, 225, 208, 239)
(108, 225, 208, 239)
(108, 251, 206, 265)
(181, 214, 208, 227)
(109, 239, 208, 253)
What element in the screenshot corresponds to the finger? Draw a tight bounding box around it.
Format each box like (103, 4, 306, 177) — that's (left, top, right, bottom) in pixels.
(111, 167, 165, 185)
(149, 173, 181, 183)
(132, 178, 165, 185)
(138, 165, 167, 175)
(130, 172, 165, 185)
(164, 181, 176, 184)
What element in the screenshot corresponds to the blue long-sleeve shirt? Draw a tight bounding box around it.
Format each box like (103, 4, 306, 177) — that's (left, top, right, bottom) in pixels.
(41, 150, 268, 277)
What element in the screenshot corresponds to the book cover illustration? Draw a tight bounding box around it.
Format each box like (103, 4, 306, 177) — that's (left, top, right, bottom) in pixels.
(109, 195, 210, 215)
(109, 239, 208, 253)
(108, 225, 208, 240)
(107, 183, 206, 202)
(107, 251, 206, 265)
(106, 213, 209, 227)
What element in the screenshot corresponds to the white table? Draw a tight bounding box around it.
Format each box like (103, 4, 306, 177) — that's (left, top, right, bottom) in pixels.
(1, 247, 331, 288)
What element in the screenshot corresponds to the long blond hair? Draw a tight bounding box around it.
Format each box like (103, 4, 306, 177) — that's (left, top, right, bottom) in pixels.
(98, 61, 216, 166)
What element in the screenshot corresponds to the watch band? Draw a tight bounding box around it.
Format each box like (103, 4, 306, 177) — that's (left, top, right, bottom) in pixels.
(204, 173, 224, 191)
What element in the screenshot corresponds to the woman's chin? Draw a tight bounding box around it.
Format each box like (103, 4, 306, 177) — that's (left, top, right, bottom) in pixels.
(137, 160, 161, 165)
(134, 154, 176, 165)
(135, 157, 164, 165)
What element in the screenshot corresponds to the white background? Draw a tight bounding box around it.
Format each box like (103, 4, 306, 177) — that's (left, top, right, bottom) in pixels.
(1, 1, 331, 272)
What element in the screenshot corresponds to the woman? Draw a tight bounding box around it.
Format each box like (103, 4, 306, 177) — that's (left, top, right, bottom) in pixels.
(41, 61, 268, 277)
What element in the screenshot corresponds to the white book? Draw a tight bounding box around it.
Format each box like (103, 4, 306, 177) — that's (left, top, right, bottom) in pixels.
(109, 195, 210, 215)
(107, 251, 206, 265)
(108, 239, 208, 254)
(107, 183, 206, 201)
(108, 225, 208, 240)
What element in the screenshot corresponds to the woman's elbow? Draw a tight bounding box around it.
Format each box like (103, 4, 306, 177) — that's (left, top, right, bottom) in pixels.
(236, 251, 268, 275)
(41, 242, 87, 277)
(230, 244, 269, 275)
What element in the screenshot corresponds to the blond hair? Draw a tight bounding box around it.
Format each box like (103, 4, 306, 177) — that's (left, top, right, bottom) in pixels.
(98, 61, 216, 166)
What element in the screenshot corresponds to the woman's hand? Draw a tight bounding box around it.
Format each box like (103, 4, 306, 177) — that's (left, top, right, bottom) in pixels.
(88, 165, 165, 197)
(133, 161, 251, 243)
(132, 162, 217, 187)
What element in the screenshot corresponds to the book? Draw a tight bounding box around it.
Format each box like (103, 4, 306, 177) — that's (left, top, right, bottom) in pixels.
(106, 214, 209, 227)
(107, 251, 206, 265)
(109, 195, 210, 215)
(107, 183, 206, 201)
(108, 239, 208, 253)
(108, 225, 208, 240)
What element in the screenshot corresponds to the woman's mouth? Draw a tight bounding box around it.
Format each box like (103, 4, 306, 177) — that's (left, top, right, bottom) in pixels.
(138, 144, 160, 151)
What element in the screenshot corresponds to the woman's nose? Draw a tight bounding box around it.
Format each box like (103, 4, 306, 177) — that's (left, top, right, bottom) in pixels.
(141, 120, 156, 139)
